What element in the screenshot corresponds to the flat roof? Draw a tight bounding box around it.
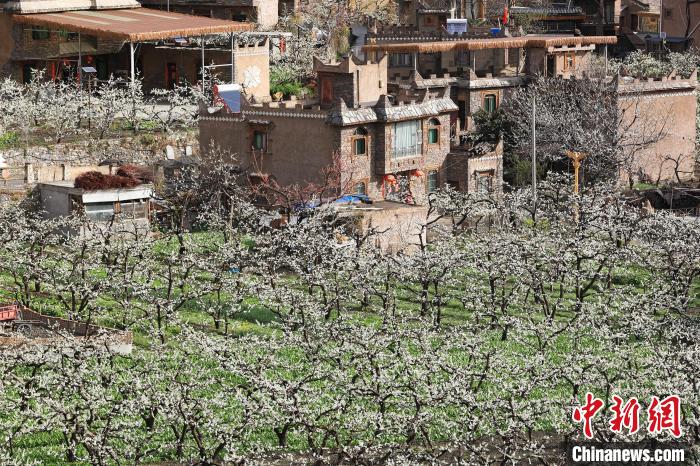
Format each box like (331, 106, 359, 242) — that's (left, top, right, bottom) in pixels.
(363, 35, 617, 53)
(12, 7, 253, 41)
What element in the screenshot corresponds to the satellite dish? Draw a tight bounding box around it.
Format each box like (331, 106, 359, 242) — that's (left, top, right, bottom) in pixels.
(165, 145, 175, 160)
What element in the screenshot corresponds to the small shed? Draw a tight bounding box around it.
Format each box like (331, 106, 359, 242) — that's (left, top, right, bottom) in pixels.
(39, 181, 153, 233)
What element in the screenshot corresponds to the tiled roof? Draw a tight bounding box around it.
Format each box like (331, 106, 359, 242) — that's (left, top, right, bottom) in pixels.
(326, 96, 457, 125)
(510, 5, 584, 16)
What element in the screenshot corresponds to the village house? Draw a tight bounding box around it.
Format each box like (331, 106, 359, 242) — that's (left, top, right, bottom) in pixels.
(0, 0, 253, 91)
(199, 53, 503, 204)
(363, 28, 617, 134)
(361, 22, 697, 186)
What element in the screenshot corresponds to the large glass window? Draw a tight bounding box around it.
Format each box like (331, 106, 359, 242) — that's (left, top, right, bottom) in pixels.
(392, 120, 422, 159)
(84, 202, 115, 221)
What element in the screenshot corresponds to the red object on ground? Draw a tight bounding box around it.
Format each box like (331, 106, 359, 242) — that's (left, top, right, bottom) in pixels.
(0, 304, 18, 322)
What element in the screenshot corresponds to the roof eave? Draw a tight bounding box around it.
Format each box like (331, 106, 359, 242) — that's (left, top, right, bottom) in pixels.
(11, 12, 253, 41)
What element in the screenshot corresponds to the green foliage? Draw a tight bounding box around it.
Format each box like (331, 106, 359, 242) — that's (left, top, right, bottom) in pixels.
(0, 131, 19, 149)
(503, 155, 545, 188)
(472, 108, 512, 145)
(121, 119, 158, 132)
(270, 68, 314, 98)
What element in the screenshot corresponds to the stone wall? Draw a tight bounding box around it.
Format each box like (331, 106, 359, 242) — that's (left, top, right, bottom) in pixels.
(446, 140, 503, 193)
(0, 132, 198, 191)
(617, 76, 698, 184)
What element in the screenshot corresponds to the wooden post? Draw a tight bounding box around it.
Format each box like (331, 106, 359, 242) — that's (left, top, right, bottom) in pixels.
(566, 150, 588, 222)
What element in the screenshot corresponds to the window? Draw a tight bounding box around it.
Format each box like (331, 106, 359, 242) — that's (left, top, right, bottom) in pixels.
(355, 181, 367, 195)
(84, 202, 115, 221)
(392, 120, 422, 159)
(476, 170, 494, 193)
(483, 94, 497, 113)
(427, 170, 439, 193)
(352, 127, 368, 156)
(119, 200, 148, 219)
(252, 131, 267, 151)
(639, 15, 659, 33)
(563, 52, 575, 71)
(31, 28, 50, 40)
(665, 8, 672, 17)
(604, 2, 614, 22)
(427, 118, 440, 145)
(58, 30, 78, 41)
(390, 53, 413, 67)
(321, 78, 333, 104)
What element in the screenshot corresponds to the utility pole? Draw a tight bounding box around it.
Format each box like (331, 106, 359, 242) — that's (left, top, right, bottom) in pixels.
(531, 95, 537, 212)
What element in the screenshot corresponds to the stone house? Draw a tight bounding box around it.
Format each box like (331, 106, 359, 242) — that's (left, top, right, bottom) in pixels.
(200, 54, 502, 203)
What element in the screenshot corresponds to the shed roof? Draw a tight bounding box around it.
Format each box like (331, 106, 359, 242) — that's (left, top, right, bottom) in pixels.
(12, 7, 253, 41)
(363, 35, 617, 52)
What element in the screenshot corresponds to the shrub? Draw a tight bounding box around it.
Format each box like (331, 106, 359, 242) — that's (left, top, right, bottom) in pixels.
(0, 131, 20, 149)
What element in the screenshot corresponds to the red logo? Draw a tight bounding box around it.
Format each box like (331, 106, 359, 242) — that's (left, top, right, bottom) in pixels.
(648, 395, 682, 438)
(572, 392, 604, 439)
(573, 393, 682, 438)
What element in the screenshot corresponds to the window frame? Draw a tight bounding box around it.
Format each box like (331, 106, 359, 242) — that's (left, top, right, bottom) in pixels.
(426, 170, 439, 193)
(427, 118, 440, 146)
(31, 28, 50, 41)
(563, 52, 576, 72)
(476, 170, 494, 194)
(351, 127, 369, 157)
(354, 180, 368, 196)
(390, 53, 414, 68)
(483, 93, 498, 113)
(251, 129, 268, 152)
(392, 120, 423, 160)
